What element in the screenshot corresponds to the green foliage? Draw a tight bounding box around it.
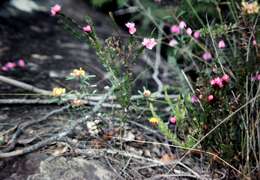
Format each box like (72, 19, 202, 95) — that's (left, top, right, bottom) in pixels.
(90, 0, 127, 7)
(138, 0, 260, 175)
(53, 1, 260, 176)
(58, 12, 144, 109)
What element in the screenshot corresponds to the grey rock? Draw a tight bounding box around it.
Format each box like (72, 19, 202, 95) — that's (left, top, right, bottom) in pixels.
(27, 157, 115, 180)
(10, 0, 46, 13)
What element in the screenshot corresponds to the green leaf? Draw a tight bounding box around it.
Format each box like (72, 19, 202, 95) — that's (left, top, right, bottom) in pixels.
(117, 0, 127, 7)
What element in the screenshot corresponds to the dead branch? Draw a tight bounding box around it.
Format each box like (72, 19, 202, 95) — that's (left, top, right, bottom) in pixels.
(0, 75, 51, 95)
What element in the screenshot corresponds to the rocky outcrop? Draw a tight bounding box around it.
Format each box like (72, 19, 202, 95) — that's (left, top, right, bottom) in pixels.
(27, 157, 115, 180)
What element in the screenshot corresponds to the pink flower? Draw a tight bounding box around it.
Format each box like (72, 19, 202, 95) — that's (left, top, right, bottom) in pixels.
(125, 22, 136, 35)
(169, 116, 177, 125)
(193, 31, 200, 39)
(202, 51, 213, 61)
(253, 39, 257, 46)
(179, 21, 187, 29)
(17, 59, 25, 67)
(51, 4, 61, 16)
(191, 95, 199, 103)
(186, 27, 192, 36)
(218, 40, 226, 49)
(83, 25, 92, 33)
(210, 79, 216, 86)
(169, 39, 178, 47)
(211, 76, 227, 88)
(251, 73, 260, 81)
(128, 27, 136, 35)
(170, 25, 180, 34)
(257, 74, 260, 80)
(199, 94, 203, 99)
(214, 77, 223, 88)
(221, 74, 230, 83)
(251, 76, 256, 81)
(5, 62, 16, 69)
(142, 38, 157, 50)
(207, 95, 214, 102)
(1, 66, 8, 71)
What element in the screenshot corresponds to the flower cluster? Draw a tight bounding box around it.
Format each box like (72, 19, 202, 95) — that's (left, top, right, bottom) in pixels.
(125, 22, 136, 35)
(242, 1, 260, 15)
(149, 117, 160, 125)
(170, 21, 200, 39)
(1, 59, 26, 72)
(143, 89, 151, 97)
(52, 87, 66, 97)
(70, 67, 86, 78)
(142, 38, 157, 50)
(125, 21, 157, 50)
(71, 99, 84, 107)
(210, 74, 230, 88)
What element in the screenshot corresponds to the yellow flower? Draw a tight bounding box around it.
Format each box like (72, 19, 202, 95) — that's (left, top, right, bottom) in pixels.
(52, 87, 66, 97)
(149, 117, 160, 125)
(70, 67, 85, 77)
(242, 1, 260, 14)
(143, 89, 151, 97)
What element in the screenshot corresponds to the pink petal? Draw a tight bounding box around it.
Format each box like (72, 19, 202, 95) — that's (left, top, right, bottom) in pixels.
(221, 74, 230, 83)
(169, 39, 178, 47)
(169, 116, 177, 124)
(125, 22, 135, 29)
(191, 96, 199, 103)
(170, 25, 180, 34)
(207, 95, 214, 102)
(186, 27, 192, 36)
(202, 52, 213, 61)
(193, 31, 200, 39)
(179, 21, 187, 29)
(128, 27, 136, 35)
(83, 25, 92, 33)
(1, 66, 8, 71)
(5, 62, 16, 69)
(142, 38, 157, 50)
(218, 40, 226, 49)
(51, 4, 61, 16)
(18, 59, 26, 67)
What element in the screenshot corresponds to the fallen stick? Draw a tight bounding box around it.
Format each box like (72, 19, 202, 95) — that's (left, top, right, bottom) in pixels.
(0, 75, 51, 95)
(0, 75, 179, 101)
(0, 98, 121, 108)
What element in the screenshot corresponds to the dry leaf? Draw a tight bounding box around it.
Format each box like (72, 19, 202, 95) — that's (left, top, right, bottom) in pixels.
(160, 153, 175, 164)
(102, 128, 120, 141)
